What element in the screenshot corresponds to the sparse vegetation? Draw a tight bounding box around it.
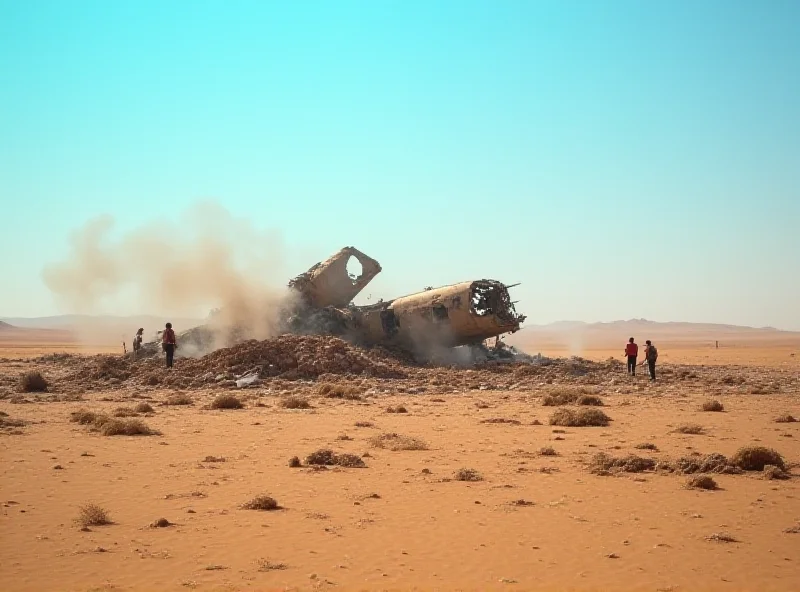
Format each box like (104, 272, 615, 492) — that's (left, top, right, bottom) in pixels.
(706, 532, 738, 543)
(386, 405, 408, 414)
(731, 446, 785, 471)
(241, 495, 280, 511)
(317, 383, 363, 400)
(203, 456, 225, 463)
(20, 371, 48, 393)
(480, 418, 521, 425)
(541, 387, 601, 406)
(70, 409, 111, 426)
(369, 432, 428, 451)
(763, 465, 789, 480)
(549, 408, 611, 427)
(701, 400, 724, 412)
(258, 559, 288, 571)
(75, 504, 111, 528)
(635, 443, 658, 451)
(288, 456, 301, 468)
(280, 396, 311, 410)
(354, 421, 375, 428)
(454, 468, 483, 482)
(775, 414, 797, 423)
(0, 416, 25, 428)
(670, 453, 738, 475)
(164, 393, 193, 405)
(305, 448, 366, 467)
(686, 475, 718, 490)
(210, 394, 243, 410)
(98, 418, 155, 436)
(151, 518, 172, 528)
(539, 446, 558, 456)
(589, 452, 655, 474)
(113, 406, 138, 417)
(675, 424, 705, 435)
(134, 402, 154, 413)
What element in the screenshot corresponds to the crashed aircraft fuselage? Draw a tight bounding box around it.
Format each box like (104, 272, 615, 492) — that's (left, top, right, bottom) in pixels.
(288, 247, 525, 349)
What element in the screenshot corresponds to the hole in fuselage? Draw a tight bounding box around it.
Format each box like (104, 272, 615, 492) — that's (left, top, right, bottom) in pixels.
(346, 256, 363, 285)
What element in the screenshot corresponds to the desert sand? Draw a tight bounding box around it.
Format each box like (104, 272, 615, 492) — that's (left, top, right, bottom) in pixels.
(1, 326, 799, 592)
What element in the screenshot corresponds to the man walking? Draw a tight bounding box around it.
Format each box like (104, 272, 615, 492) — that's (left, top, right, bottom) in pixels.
(162, 322, 177, 368)
(624, 337, 638, 375)
(643, 339, 658, 381)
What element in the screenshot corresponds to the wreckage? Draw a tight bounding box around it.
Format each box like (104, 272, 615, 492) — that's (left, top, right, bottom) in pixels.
(133, 246, 526, 359)
(287, 247, 526, 350)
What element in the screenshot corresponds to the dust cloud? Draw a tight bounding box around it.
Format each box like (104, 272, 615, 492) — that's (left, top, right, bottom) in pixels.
(42, 201, 297, 350)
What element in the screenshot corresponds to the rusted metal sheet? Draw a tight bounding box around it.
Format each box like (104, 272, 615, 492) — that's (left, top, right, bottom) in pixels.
(288, 246, 382, 308)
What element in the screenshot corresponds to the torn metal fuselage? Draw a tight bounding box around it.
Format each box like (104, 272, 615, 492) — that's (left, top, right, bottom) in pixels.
(287, 247, 526, 349)
(354, 280, 526, 349)
(288, 246, 382, 309)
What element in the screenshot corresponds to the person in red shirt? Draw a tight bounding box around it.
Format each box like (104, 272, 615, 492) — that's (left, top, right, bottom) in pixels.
(624, 337, 638, 375)
(162, 322, 177, 368)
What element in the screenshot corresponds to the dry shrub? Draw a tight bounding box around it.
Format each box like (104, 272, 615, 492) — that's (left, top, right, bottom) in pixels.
(480, 418, 521, 425)
(549, 408, 610, 427)
(210, 395, 243, 410)
(589, 452, 655, 474)
(70, 409, 109, 426)
(635, 443, 658, 451)
(258, 560, 288, 571)
(134, 402, 154, 413)
(280, 396, 311, 410)
(775, 414, 797, 423)
(288, 456, 301, 468)
(241, 495, 280, 511)
(454, 468, 483, 482)
(113, 406, 138, 417)
(539, 446, 558, 456)
(317, 383, 363, 400)
(354, 421, 375, 428)
(369, 432, 428, 451)
(334, 453, 367, 468)
(386, 405, 408, 414)
(671, 453, 738, 474)
(75, 504, 111, 527)
(763, 465, 789, 480)
(706, 532, 738, 543)
(701, 400, 724, 412)
(165, 393, 192, 405)
(0, 416, 25, 428)
(151, 518, 171, 528)
(686, 475, 718, 490)
(20, 371, 48, 393)
(576, 395, 604, 406)
(305, 448, 366, 468)
(675, 424, 704, 435)
(731, 446, 785, 471)
(99, 418, 155, 436)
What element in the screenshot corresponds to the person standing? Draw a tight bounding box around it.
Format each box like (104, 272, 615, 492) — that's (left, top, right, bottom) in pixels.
(132, 328, 144, 357)
(162, 322, 177, 368)
(643, 339, 658, 381)
(624, 337, 638, 375)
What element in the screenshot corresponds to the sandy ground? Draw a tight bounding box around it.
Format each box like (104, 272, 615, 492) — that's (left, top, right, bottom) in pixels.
(1, 334, 799, 592)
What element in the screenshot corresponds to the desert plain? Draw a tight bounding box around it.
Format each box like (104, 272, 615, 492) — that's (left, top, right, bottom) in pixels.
(1, 323, 799, 592)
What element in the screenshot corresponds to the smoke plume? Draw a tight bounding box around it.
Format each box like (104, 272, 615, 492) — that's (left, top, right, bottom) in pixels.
(42, 201, 297, 350)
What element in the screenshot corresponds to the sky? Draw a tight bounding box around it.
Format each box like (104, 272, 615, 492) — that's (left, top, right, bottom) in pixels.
(1, 0, 799, 329)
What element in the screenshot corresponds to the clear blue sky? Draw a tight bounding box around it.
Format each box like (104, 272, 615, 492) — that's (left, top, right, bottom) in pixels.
(2, 1, 799, 329)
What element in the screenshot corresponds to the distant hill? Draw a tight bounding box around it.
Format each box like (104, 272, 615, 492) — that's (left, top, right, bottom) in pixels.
(0, 320, 14, 330)
(507, 319, 800, 352)
(0, 315, 204, 331)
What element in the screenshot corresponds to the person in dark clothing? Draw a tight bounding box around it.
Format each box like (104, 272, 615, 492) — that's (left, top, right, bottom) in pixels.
(162, 322, 177, 368)
(132, 328, 144, 357)
(624, 337, 638, 375)
(643, 339, 658, 381)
